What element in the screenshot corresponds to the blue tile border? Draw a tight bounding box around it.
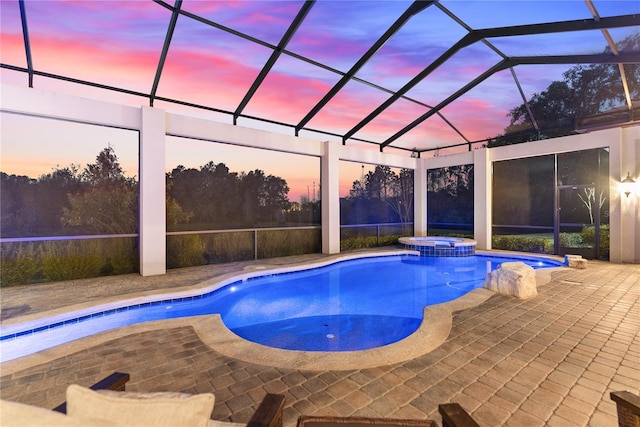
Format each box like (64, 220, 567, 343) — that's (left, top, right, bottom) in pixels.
(400, 243, 476, 257)
(0, 257, 386, 342)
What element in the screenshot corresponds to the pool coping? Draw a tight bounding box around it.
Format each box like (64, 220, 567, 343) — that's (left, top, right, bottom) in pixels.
(0, 250, 565, 373)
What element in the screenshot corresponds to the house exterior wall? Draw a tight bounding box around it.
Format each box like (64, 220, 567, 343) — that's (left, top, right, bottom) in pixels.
(424, 128, 639, 263)
(489, 128, 638, 263)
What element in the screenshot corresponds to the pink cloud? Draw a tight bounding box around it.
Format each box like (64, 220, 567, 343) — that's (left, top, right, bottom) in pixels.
(379, 115, 468, 152)
(440, 97, 511, 142)
(240, 62, 338, 123)
(350, 99, 428, 142)
(306, 86, 391, 134)
(348, 96, 507, 151)
(158, 48, 266, 110)
(26, 34, 160, 91)
(0, 34, 26, 66)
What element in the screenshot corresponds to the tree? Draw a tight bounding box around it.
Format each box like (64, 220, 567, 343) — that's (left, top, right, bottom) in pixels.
(239, 169, 290, 225)
(348, 179, 366, 199)
(344, 165, 414, 224)
(166, 161, 293, 228)
(36, 165, 83, 233)
(0, 173, 36, 237)
(427, 165, 474, 229)
(427, 164, 473, 196)
(166, 165, 210, 225)
(1, 165, 85, 237)
(166, 195, 193, 226)
(578, 188, 606, 225)
(262, 175, 290, 215)
(62, 147, 138, 234)
(386, 168, 414, 227)
(505, 80, 576, 134)
(491, 32, 640, 147)
(82, 146, 127, 188)
(364, 166, 395, 200)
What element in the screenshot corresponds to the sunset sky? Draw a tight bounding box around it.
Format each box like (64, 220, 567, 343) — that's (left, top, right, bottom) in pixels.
(1, 0, 638, 200)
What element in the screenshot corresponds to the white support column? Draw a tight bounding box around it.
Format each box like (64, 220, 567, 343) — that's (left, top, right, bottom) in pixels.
(414, 158, 427, 237)
(625, 132, 640, 263)
(321, 141, 341, 254)
(474, 148, 492, 250)
(609, 137, 623, 263)
(613, 131, 640, 263)
(139, 106, 167, 275)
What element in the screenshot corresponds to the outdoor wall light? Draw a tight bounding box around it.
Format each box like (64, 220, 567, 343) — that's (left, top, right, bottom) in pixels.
(621, 172, 636, 198)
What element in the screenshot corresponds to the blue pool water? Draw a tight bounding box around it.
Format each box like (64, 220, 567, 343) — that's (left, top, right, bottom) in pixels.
(0, 254, 562, 361)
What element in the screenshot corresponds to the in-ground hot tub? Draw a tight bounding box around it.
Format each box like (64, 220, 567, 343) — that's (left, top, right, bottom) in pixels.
(398, 236, 477, 256)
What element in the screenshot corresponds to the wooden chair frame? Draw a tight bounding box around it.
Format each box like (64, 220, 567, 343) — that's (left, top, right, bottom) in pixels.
(611, 391, 640, 427)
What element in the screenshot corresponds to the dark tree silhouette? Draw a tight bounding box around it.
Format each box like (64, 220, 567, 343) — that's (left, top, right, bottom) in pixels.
(62, 146, 138, 234)
(343, 166, 413, 225)
(166, 162, 292, 229)
(427, 165, 474, 231)
(0, 173, 36, 237)
(490, 32, 640, 146)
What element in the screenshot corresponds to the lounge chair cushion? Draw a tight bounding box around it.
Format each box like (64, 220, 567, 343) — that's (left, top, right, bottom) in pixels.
(0, 399, 114, 427)
(66, 384, 215, 427)
(93, 390, 245, 427)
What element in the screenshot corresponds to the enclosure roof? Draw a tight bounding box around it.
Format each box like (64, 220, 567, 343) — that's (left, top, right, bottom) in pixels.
(1, 0, 639, 157)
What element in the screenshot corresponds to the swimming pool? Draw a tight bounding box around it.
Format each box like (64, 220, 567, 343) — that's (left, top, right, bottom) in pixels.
(0, 253, 562, 362)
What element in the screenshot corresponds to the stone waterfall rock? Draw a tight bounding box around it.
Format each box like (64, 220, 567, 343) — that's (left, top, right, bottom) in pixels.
(483, 261, 538, 299)
(564, 254, 588, 269)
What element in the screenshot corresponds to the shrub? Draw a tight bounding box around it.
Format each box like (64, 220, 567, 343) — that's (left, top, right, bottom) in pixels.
(258, 230, 290, 258)
(166, 234, 206, 269)
(428, 230, 474, 239)
(41, 240, 104, 281)
(443, 232, 474, 239)
(291, 229, 322, 254)
(581, 225, 610, 260)
(340, 233, 405, 251)
(559, 232, 583, 248)
(492, 235, 550, 254)
(580, 225, 609, 245)
(379, 234, 402, 246)
(0, 242, 41, 287)
(341, 235, 378, 251)
(203, 232, 254, 264)
(258, 229, 321, 258)
(102, 238, 138, 275)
